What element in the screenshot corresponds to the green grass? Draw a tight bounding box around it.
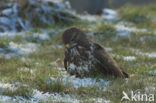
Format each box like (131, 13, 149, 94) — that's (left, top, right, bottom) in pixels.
(119, 4, 156, 30)
(0, 3, 156, 103)
(0, 37, 10, 48)
(120, 5, 150, 24)
(1, 85, 33, 99)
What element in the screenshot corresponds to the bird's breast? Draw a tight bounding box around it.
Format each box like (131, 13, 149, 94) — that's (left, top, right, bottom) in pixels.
(66, 46, 96, 77)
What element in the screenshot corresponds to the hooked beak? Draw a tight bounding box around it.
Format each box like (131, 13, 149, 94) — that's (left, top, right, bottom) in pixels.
(65, 44, 70, 48)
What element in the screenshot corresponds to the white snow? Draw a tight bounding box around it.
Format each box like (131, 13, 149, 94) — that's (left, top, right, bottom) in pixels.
(39, 34, 50, 40)
(0, 89, 110, 103)
(51, 59, 110, 89)
(114, 22, 147, 36)
(0, 17, 11, 25)
(0, 0, 74, 32)
(101, 8, 118, 21)
(0, 65, 110, 102)
(0, 42, 39, 58)
(31, 90, 80, 103)
(92, 98, 110, 103)
(51, 68, 109, 89)
(44, 0, 71, 12)
(33, 33, 50, 40)
(1, 8, 13, 15)
(141, 52, 156, 58)
(0, 83, 14, 89)
(0, 82, 80, 102)
(18, 67, 35, 74)
(0, 90, 80, 103)
(105, 47, 113, 52)
(0, 32, 23, 37)
(0, 96, 12, 102)
(30, 90, 110, 103)
(132, 49, 156, 58)
(148, 70, 156, 75)
(112, 54, 136, 61)
(57, 45, 63, 48)
(0, 3, 19, 32)
(9, 42, 38, 55)
(0, 94, 110, 103)
(80, 15, 97, 22)
(123, 56, 136, 61)
(151, 17, 156, 22)
(100, 8, 147, 36)
(62, 76, 109, 88)
(154, 31, 156, 35)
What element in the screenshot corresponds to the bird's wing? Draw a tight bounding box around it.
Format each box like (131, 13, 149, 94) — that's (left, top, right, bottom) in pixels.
(93, 43, 124, 78)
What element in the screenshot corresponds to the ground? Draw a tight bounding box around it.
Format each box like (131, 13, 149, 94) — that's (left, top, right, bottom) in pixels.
(0, 3, 156, 103)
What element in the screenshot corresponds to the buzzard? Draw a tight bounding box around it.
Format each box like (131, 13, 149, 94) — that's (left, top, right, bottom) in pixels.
(62, 27, 129, 78)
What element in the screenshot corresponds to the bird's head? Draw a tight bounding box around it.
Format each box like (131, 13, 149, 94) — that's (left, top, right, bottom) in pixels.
(62, 27, 88, 48)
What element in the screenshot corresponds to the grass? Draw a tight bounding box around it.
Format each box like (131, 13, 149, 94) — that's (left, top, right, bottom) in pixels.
(0, 37, 10, 48)
(1, 85, 33, 99)
(0, 3, 156, 103)
(120, 4, 150, 25)
(119, 4, 156, 29)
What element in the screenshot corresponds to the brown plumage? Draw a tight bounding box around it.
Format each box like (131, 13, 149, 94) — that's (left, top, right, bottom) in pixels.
(62, 27, 129, 78)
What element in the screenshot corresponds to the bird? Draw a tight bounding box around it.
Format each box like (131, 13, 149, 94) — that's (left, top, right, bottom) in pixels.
(62, 27, 129, 78)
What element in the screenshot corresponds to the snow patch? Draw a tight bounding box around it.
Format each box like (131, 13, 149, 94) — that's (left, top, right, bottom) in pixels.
(148, 70, 156, 75)
(0, 32, 23, 37)
(18, 67, 35, 74)
(123, 56, 136, 61)
(112, 54, 136, 61)
(0, 96, 12, 102)
(63, 76, 109, 88)
(0, 65, 110, 102)
(51, 68, 109, 89)
(8, 42, 38, 55)
(101, 8, 118, 21)
(0, 82, 79, 102)
(1, 8, 13, 15)
(0, 90, 80, 103)
(132, 49, 156, 58)
(154, 31, 156, 35)
(145, 87, 156, 92)
(141, 52, 156, 58)
(0, 0, 75, 32)
(80, 15, 97, 22)
(0, 42, 39, 58)
(114, 22, 147, 36)
(105, 47, 113, 52)
(92, 98, 110, 103)
(151, 17, 156, 22)
(32, 33, 50, 40)
(31, 90, 80, 103)
(0, 83, 14, 89)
